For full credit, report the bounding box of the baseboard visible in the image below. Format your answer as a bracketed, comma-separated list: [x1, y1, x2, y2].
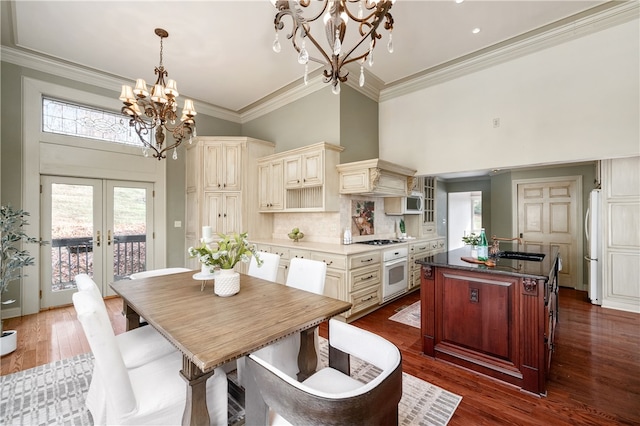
[1, 307, 21, 319]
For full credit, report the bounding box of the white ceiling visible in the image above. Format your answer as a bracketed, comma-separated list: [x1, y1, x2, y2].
[4, 0, 610, 113]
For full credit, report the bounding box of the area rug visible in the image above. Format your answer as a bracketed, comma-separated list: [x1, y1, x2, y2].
[1, 339, 461, 426]
[390, 300, 422, 329]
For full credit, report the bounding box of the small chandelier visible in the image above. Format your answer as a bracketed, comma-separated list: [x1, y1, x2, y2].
[271, 0, 395, 94]
[119, 28, 196, 160]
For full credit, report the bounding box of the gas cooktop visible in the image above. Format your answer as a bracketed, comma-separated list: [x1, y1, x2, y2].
[357, 239, 402, 246]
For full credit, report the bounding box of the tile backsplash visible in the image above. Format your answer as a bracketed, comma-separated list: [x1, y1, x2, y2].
[272, 196, 403, 244]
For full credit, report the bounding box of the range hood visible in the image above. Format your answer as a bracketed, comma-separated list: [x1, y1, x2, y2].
[336, 159, 417, 197]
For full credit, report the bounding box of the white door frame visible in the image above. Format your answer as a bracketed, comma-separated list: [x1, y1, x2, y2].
[22, 77, 167, 315]
[511, 175, 583, 289]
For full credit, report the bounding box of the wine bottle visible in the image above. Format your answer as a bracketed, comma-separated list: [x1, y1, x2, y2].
[478, 228, 489, 261]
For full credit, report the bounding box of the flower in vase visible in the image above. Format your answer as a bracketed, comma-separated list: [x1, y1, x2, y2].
[188, 232, 262, 271]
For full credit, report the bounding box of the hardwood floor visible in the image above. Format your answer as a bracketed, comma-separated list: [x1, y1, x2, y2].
[2, 288, 639, 425]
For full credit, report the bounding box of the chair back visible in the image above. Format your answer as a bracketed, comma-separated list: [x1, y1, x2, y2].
[129, 267, 190, 279]
[75, 274, 110, 320]
[72, 291, 136, 418]
[285, 258, 327, 295]
[247, 252, 280, 282]
[247, 319, 403, 425]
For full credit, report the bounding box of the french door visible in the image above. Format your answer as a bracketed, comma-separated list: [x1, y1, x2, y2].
[41, 176, 154, 308]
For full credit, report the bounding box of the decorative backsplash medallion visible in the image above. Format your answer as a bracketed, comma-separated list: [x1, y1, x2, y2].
[352, 200, 375, 235]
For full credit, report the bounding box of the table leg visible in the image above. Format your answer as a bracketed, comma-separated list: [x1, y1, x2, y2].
[297, 326, 318, 381]
[122, 302, 140, 331]
[180, 355, 214, 426]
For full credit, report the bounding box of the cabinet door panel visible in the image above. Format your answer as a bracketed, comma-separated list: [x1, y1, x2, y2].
[439, 271, 513, 360]
[223, 193, 241, 234]
[204, 193, 223, 234]
[284, 156, 302, 188]
[222, 144, 241, 191]
[302, 151, 323, 186]
[204, 144, 222, 191]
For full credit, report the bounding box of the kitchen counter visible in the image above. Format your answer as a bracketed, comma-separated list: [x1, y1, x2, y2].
[417, 244, 560, 396]
[415, 243, 559, 281]
[250, 238, 409, 255]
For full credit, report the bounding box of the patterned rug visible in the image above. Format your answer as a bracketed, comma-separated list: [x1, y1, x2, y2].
[1, 338, 460, 426]
[390, 300, 422, 328]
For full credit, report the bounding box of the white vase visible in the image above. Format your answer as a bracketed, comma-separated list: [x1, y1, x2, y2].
[470, 245, 479, 259]
[214, 269, 240, 297]
[0, 330, 17, 356]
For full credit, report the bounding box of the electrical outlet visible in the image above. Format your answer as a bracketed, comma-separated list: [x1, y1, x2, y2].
[174, 221, 182, 228]
[493, 118, 500, 128]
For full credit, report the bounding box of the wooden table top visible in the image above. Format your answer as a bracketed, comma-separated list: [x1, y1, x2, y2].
[110, 271, 352, 373]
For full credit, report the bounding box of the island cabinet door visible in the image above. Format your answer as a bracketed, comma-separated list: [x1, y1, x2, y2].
[433, 269, 523, 384]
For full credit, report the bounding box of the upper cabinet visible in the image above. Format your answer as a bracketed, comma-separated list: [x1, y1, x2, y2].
[258, 159, 284, 211]
[336, 159, 416, 197]
[258, 142, 344, 213]
[203, 143, 242, 191]
[284, 150, 323, 188]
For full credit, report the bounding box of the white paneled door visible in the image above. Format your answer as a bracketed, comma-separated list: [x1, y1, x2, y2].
[41, 176, 154, 308]
[516, 178, 582, 289]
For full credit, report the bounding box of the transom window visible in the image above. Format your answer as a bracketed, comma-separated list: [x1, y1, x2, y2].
[42, 97, 148, 146]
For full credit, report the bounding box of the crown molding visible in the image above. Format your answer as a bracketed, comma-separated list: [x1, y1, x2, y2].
[380, 1, 639, 103]
[0, 46, 243, 124]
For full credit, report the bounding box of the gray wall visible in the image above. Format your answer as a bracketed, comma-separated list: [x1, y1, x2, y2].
[241, 89, 340, 153]
[339, 86, 378, 163]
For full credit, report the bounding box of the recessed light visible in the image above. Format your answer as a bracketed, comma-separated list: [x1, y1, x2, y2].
[455, 0, 464, 3]
[472, 28, 481, 34]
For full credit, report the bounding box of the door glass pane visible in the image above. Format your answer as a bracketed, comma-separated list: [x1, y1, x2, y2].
[50, 183, 94, 291]
[112, 187, 147, 280]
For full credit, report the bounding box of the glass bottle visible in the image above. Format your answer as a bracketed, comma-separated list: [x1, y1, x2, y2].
[477, 228, 489, 261]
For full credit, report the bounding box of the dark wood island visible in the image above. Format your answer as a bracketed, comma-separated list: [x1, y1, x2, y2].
[417, 244, 560, 396]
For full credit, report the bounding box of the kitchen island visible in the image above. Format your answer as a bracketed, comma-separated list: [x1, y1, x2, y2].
[416, 244, 560, 396]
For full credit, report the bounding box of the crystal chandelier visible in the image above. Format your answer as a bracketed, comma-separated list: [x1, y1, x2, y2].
[271, 0, 395, 94]
[119, 28, 196, 160]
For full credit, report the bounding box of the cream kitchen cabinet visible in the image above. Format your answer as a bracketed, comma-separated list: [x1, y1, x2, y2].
[203, 192, 240, 236]
[186, 137, 275, 268]
[258, 159, 284, 211]
[258, 142, 343, 212]
[284, 149, 323, 188]
[203, 141, 242, 191]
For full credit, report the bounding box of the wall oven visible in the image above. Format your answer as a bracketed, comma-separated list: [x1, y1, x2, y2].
[381, 246, 408, 303]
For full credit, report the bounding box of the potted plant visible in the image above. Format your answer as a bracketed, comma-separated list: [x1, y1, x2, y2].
[1, 205, 46, 356]
[461, 232, 481, 259]
[188, 232, 262, 296]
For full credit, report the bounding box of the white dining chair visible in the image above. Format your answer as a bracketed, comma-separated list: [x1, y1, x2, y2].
[129, 267, 191, 279]
[251, 258, 327, 380]
[246, 319, 403, 425]
[74, 274, 177, 368]
[73, 291, 228, 426]
[247, 252, 281, 282]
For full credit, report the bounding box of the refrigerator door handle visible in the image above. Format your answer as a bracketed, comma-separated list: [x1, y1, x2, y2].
[585, 207, 590, 241]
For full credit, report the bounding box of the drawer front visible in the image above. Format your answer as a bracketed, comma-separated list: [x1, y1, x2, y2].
[349, 264, 381, 292]
[349, 251, 381, 269]
[310, 252, 347, 270]
[289, 248, 311, 259]
[410, 242, 430, 256]
[350, 286, 380, 315]
[269, 246, 290, 259]
[255, 244, 271, 254]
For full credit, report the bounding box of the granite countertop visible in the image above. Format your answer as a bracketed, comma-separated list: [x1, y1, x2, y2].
[250, 238, 410, 256]
[416, 243, 559, 281]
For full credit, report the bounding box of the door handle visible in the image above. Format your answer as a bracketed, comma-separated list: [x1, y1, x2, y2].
[107, 230, 112, 246]
[96, 231, 101, 247]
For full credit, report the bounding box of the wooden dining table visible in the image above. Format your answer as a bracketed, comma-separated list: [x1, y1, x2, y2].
[110, 270, 352, 426]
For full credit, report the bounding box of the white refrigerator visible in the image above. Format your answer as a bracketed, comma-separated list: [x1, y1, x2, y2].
[585, 189, 602, 305]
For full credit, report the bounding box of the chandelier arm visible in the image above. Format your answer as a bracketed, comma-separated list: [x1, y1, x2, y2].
[342, 0, 378, 23]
